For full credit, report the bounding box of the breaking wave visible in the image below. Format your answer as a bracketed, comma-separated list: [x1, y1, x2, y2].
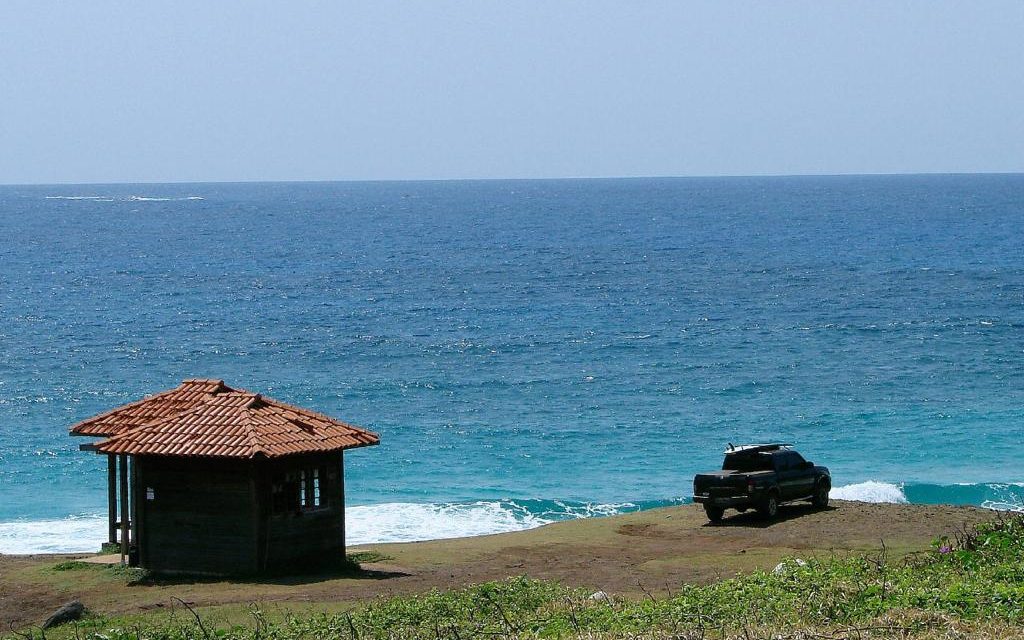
[831, 481, 909, 503]
[3, 486, 1023, 555]
[0, 514, 108, 554]
[831, 481, 1024, 512]
[0, 499, 680, 555]
[346, 499, 677, 545]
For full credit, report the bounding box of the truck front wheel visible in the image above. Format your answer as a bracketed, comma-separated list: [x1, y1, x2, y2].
[812, 483, 830, 508]
[704, 505, 724, 523]
[758, 493, 779, 520]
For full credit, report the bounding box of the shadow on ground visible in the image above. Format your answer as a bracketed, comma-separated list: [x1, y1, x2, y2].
[135, 564, 411, 587]
[704, 503, 838, 528]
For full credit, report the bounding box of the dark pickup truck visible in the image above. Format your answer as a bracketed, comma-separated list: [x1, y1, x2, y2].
[692, 444, 831, 522]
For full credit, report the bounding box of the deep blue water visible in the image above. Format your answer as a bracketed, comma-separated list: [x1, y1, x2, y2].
[1, 175, 1023, 551]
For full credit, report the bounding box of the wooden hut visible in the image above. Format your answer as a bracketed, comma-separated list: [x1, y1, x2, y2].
[70, 379, 379, 575]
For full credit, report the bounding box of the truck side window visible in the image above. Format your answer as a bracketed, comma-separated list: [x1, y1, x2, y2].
[775, 451, 802, 471]
[724, 452, 773, 472]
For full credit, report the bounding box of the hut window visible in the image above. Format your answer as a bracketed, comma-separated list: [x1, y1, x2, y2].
[301, 467, 323, 509]
[272, 466, 325, 514]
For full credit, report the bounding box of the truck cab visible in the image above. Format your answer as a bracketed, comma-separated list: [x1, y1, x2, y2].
[693, 444, 831, 522]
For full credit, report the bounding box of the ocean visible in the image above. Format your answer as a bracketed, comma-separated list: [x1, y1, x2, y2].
[1, 175, 1022, 554]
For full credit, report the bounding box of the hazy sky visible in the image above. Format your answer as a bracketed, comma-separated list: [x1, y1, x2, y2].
[2, 2, 1022, 184]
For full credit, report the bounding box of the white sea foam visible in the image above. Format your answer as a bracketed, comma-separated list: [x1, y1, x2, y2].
[44, 195, 204, 202]
[980, 484, 1024, 512]
[45, 196, 111, 200]
[982, 500, 1024, 512]
[831, 481, 908, 503]
[0, 501, 634, 554]
[126, 195, 206, 201]
[346, 501, 552, 545]
[0, 515, 107, 554]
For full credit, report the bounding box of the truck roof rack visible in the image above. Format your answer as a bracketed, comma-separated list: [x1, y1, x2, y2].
[724, 443, 793, 454]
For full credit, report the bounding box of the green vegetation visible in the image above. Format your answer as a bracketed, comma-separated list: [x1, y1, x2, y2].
[49, 561, 92, 572]
[105, 564, 151, 585]
[46, 560, 149, 584]
[15, 515, 1024, 639]
[347, 550, 394, 565]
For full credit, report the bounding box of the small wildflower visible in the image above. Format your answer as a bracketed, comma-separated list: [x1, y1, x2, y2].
[938, 545, 952, 554]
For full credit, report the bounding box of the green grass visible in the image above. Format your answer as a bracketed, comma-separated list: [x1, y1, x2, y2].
[347, 551, 394, 565]
[16, 515, 1024, 639]
[46, 559, 150, 584]
[49, 561, 92, 572]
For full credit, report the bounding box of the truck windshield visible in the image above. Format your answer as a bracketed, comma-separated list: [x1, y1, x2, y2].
[722, 452, 773, 472]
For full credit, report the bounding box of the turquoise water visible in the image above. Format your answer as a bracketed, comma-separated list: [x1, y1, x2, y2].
[1, 175, 1022, 552]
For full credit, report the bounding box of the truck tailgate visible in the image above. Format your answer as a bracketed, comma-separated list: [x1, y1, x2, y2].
[693, 471, 748, 495]
[693, 470, 773, 498]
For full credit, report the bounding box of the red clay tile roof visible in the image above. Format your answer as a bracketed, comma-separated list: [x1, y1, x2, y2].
[69, 379, 229, 437]
[72, 380, 379, 458]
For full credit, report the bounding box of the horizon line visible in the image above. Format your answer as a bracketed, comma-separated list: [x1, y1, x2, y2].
[2, 169, 1023, 188]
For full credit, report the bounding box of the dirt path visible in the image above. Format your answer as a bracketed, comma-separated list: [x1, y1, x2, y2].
[0, 501, 994, 628]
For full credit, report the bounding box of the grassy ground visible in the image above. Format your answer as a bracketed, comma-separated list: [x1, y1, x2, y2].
[0, 501, 1002, 638]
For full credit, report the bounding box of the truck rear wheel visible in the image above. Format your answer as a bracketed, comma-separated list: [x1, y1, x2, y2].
[758, 493, 779, 520]
[812, 483, 830, 508]
[703, 505, 724, 523]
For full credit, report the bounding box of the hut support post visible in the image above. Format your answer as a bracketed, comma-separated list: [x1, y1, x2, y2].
[119, 454, 129, 565]
[107, 455, 117, 545]
[130, 456, 139, 567]
[340, 453, 346, 560]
